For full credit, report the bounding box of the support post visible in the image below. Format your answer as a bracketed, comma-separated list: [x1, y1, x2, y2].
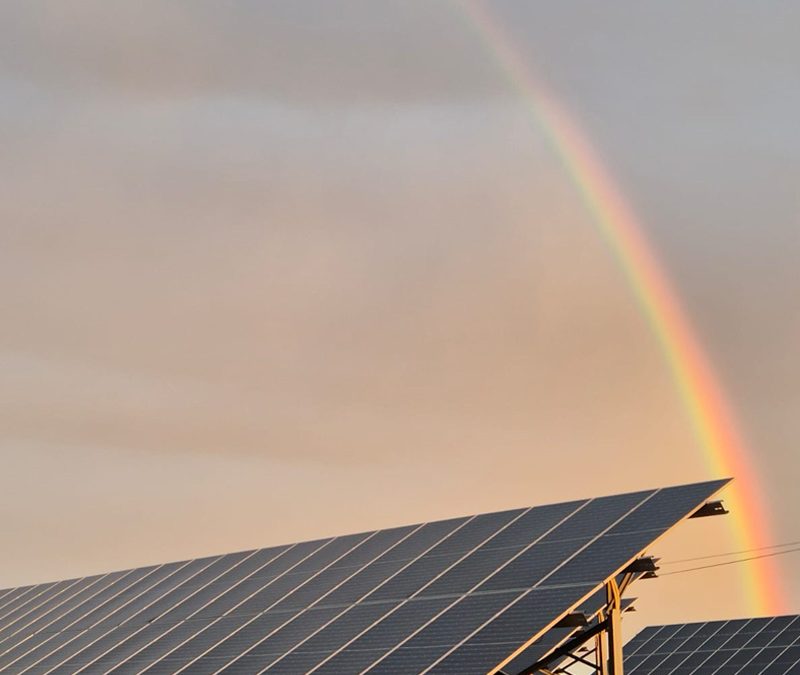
[517, 576, 631, 675]
[595, 609, 608, 675]
[606, 579, 624, 675]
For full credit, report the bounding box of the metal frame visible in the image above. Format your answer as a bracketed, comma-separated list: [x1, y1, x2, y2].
[512, 576, 634, 675]
[505, 497, 729, 675]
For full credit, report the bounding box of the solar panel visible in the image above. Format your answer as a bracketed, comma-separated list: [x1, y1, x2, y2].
[625, 615, 800, 675]
[0, 479, 727, 674]
[497, 593, 637, 675]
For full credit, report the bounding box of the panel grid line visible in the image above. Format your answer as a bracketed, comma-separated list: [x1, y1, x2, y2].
[239, 522, 428, 674]
[291, 514, 482, 675]
[483, 483, 733, 675]
[239, 511, 537, 675]
[420, 489, 662, 674]
[723, 616, 800, 675]
[43, 548, 265, 674]
[625, 624, 669, 659]
[0, 570, 143, 670]
[630, 620, 729, 675]
[722, 618, 783, 675]
[163, 532, 379, 675]
[0, 582, 75, 628]
[74, 543, 307, 675]
[0, 577, 97, 648]
[0, 585, 58, 622]
[0, 480, 730, 675]
[625, 615, 800, 675]
[86, 542, 312, 674]
[0, 578, 84, 633]
[701, 618, 760, 675]
[356, 502, 590, 674]
[12, 563, 186, 674]
[296, 516, 490, 675]
[27, 561, 209, 675]
[0, 587, 38, 616]
[628, 621, 719, 674]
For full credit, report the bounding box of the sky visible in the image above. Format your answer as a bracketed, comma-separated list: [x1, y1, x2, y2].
[0, 0, 798, 643]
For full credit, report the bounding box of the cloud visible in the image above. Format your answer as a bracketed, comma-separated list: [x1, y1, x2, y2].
[0, 0, 507, 105]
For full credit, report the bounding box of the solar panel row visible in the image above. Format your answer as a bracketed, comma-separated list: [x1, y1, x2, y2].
[625, 614, 800, 675]
[0, 479, 726, 675]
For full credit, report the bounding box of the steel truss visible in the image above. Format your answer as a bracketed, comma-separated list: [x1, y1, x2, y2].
[513, 574, 634, 675]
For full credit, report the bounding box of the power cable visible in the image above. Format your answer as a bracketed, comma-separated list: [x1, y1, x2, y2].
[661, 539, 800, 565]
[659, 545, 800, 576]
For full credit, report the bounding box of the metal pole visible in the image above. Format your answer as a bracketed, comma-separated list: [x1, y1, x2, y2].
[595, 609, 608, 675]
[606, 580, 624, 675]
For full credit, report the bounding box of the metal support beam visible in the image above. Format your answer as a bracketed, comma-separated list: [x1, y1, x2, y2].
[519, 620, 607, 675]
[518, 578, 627, 675]
[595, 609, 608, 675]
[606, 579, 624, 675]
[689, 500, 728, 518]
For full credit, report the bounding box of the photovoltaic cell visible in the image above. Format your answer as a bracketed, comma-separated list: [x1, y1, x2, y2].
[0, 479, 727, 674]
[501, 595, 637, 675]
[625, 615, 800, 675]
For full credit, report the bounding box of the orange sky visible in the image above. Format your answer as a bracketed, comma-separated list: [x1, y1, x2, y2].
[0, 0, 798, 641]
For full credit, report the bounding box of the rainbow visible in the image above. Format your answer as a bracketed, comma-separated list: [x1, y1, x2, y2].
[456, 0, 783, 615]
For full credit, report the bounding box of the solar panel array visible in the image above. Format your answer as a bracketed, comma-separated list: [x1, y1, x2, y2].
[625, 615, 800, 674]
[0, 479, 725, 675]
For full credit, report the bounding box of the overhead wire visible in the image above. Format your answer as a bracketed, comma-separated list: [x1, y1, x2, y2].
[661, 539, 800, 565]
[659, 545, 800, 576]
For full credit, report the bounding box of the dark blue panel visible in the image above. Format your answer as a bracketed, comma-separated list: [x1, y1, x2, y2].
[314, 597, 452, 674]
[625, 624, 668, 655]
[230, 607, 342, 660]
[0, 583, 57, 621]
[46, 623, 144, 674]
[673, 622, 724, 652]
[0, 586, 33, 611]
[747, 647, 793, 669]
[88, 560, 205, 631]
[367, 591, 519, 673]
[608, 479, 728, 535]
[321, 518, 468, 606]
[477, 502, 587, 550]
[547, 529, 665, 586]
[0, 577, 99, 647]
[48, 625, 170, 672]
[39, 560, 215, 671]
[475, 538, 590, 592]
[134, 612, 296, 675]
[428, 586, 592, 674]
[263, 601, 398, 673]
[214, 607, 346, 673]
[69, 561, 206, 632]
[328, 526, 418, 568]
[0, 630, 84, 673]
[0, 570, 136, 670]
[0, 576, 113, 656]
[150, 547, 290, 624]
[624, 615, 800, 675]
[367, 510, 524, 602]
[264, 528, 417, 614]
[417, 548, 524, 598]
[421, 502, 584, 598]
[542, 491, 653, 542]
[0, 579, 75, 636]
[191, 539, 331, 619]
[771, 623, 800, 646]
